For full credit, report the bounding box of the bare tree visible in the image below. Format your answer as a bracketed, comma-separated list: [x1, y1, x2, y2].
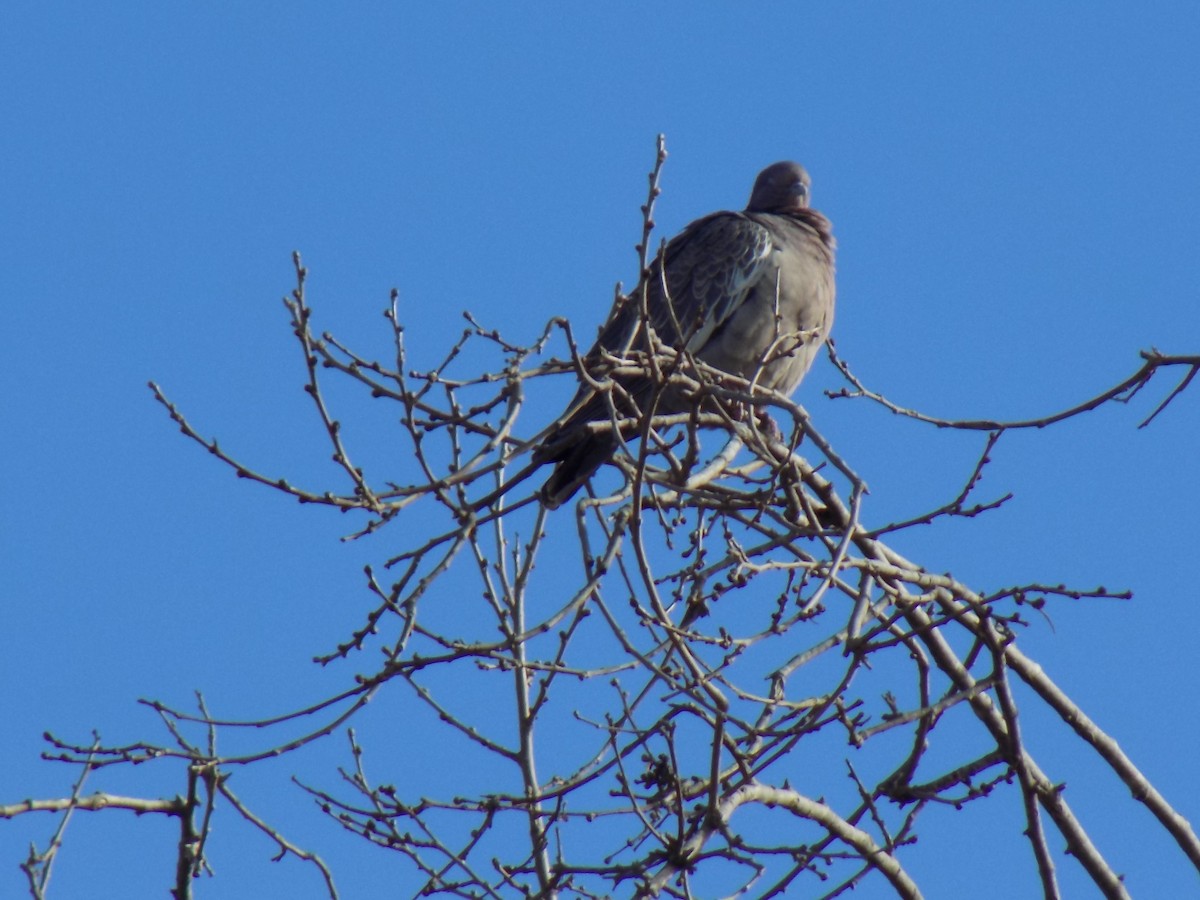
[4, 144, 1199, 900]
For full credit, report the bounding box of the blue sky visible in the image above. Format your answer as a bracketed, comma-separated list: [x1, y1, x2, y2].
[3, 4, 1199, 897]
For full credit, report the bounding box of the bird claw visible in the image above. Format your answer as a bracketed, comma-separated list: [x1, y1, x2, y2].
[754, 407, 786, 443]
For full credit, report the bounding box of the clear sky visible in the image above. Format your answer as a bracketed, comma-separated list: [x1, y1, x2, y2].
[3, 3, 1199, 897]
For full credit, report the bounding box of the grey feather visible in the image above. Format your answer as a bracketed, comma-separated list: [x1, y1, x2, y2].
[536, 161, 836, 509]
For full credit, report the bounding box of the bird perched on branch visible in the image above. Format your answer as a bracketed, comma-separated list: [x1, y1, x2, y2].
[534, 160, 837, 509]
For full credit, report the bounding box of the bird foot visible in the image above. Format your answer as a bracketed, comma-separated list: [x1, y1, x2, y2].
[753, 407, 789, 444]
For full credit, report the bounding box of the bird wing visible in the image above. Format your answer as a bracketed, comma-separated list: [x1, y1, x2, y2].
[652, 212, 776, 352]
[586, 212, 776, 360]
[540, 213, 776, 442]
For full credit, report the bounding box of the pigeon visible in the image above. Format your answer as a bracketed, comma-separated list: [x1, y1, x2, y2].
[535, 161, 836, 509]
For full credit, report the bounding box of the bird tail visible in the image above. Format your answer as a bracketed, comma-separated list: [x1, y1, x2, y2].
[538, 436, 616, 509]
[468, 456, 547, 513]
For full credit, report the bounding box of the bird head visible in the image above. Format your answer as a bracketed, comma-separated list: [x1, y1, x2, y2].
[747, 161, 811, 212]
